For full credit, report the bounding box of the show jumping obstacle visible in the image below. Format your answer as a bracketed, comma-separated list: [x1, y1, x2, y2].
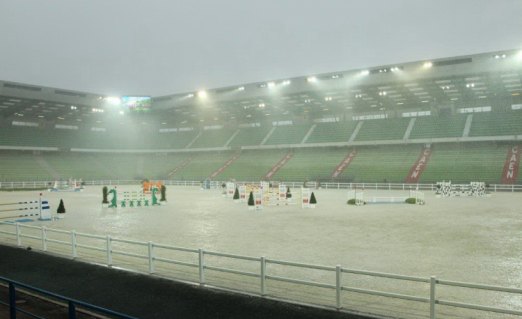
[233, 181, 312, 209]
[0, 194, 52, 221]
[49, 179, 82, 192]
[436, 181, 488, 197]
[348, 188, 425, 205]
[142, 181, 162, 195]
[107, 187, 160, 208]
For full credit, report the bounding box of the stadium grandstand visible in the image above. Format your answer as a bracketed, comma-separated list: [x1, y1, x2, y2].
[0, 49, 520, 184]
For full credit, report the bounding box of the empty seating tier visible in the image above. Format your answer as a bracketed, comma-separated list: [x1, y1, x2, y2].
[354, 119, 410, 141]
[306, 122, 357, 144]
[409, 115, 467, 139]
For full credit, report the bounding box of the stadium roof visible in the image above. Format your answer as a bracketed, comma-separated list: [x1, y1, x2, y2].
[0, 49, 521, 126]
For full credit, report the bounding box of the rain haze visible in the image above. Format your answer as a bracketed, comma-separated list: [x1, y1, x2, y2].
[1, 2, 522, 319]
[0, 0, 521, 96]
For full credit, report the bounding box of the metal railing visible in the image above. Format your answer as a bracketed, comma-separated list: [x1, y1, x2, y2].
[0, 275, 137, 319]
[0, 179, 520, 192]
[1, 221, 521, 319]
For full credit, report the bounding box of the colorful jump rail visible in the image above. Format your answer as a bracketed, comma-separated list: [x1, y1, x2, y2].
[0, 222, 521, 319]
[0, 195, 51, 222]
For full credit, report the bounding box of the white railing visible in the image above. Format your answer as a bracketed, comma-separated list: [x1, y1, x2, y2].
[1, 221, 521, 319]
[0, 180, 520, 192]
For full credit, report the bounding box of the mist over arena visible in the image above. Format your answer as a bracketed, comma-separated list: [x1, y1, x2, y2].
[0, 1, 521, 319]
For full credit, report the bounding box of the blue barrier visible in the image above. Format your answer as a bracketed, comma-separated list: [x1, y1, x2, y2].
[0, 276, 138, 319]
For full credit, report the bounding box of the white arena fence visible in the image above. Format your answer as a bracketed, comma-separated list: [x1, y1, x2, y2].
[0, 180, 521, 192]
[0, 221, 521, 319]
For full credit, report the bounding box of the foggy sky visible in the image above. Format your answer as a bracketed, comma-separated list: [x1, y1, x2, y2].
[0, 0, 521, 97]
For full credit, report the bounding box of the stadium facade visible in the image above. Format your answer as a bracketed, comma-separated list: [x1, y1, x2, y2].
[0, 49, 520, 184]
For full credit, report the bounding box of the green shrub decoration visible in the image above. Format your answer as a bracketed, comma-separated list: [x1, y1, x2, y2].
[286, 187, 292, 198]
[347, 199, 365, 205]
[102, 186, 109, 204]
[310, 192, 317, 204]
[160, 185, 167, 202]
[405, 198, 417, 204]
[233, 187, 240, 200]
[248, 191, 254, 206]
[57, 199, 66, 214]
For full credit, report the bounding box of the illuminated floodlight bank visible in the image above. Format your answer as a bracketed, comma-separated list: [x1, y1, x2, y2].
[360, 70, 369, 75]
[197, 91, 207, 98]
[307, 76, 317, 82]
[423, 62, 433, 68]
[106, 97, 121, 105]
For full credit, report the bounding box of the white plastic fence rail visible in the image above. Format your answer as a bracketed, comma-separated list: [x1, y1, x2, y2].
[1, 221, 521, 318]
[0, 180, 520, 192]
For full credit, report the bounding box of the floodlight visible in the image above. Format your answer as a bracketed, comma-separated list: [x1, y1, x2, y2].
[119, 111, 124, 115]
[238, 87, 245, 91]
[197, 91, 207, 98]
[307, 77, 317, 82]
[283, 80, 291, 85]
[188, 94, 194, 98]
[423, 62, 433, 68]
[268, 82, 275, 88]
[361, 70, 370, 75]
[106, 97, 121, 105]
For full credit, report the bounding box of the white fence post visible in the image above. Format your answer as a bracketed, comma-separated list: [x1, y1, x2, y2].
[260, 256, 267, 296]
[199, 248, 205, 284]
[42, 226, 47, 251]
[148, 242, 154, 274]
[430, 276, 436, 319]
[336, 265, 342, 310]
[71, 231, 77, 258]
[106, 235, 112, 266]
[16, 223, 21, 246]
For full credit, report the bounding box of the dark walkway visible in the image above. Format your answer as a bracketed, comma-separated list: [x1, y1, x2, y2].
[0, 245, 374, 319]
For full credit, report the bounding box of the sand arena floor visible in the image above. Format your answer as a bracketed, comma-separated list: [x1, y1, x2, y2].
[0, 186, 521, 319]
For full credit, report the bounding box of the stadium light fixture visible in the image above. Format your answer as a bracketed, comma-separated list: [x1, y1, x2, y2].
[106, 97, 121, 105]
[259, 103, 265, 108]
[119, 111, 124, 115]
[238, 87, 245, 91]
[188, 93, 194, 98]
[423, 62, 433, 68]
[197, 91, 207, 98]
[307, 76, 317, 82]
[360, 70, 370, 75]
[267, 82, 275, 88]
[466, 83, 475, 88]
[325, 97, 332, 101]
[282, 80, 291, 85]
[518, 51, 522, 59]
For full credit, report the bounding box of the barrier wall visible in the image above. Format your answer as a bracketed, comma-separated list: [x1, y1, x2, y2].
[1, 222, 520, 319]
